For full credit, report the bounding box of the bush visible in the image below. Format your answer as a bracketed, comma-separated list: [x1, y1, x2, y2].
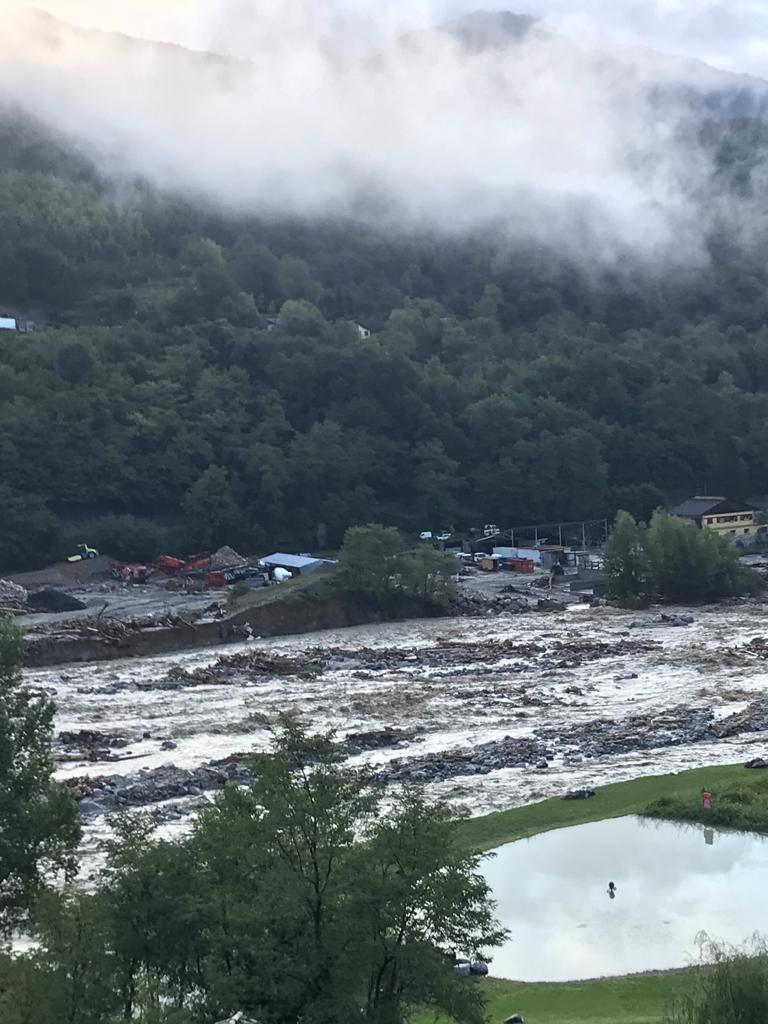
[671, 940, 768, 1024]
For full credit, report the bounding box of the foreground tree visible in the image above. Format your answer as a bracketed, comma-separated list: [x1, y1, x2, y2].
[0, 618, 80, 933]
[2, 720, 503, 1023]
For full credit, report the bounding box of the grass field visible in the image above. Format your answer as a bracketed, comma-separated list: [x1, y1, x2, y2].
[412, 972, 696, 1024]
[434, 762, 761, 1023]
[459, 762, 756, 851]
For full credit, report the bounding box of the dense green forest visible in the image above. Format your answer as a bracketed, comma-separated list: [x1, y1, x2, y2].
[2, 108, 768, 571]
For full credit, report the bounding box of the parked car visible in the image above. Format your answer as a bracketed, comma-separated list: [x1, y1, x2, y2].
[419, 531, 433, 541]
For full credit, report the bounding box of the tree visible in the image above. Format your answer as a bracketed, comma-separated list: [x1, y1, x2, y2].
[394, 547, 457, 605]
[646, 509, 756, 604]
[355, 789, 505, 1024]
[182, 465, 242, 549]
[0, 618, 80, 933]
[604, 510, 650, 602]
[191, 720, 503, 1024]
[604, 509, 760, 605]
[338, 524, 405, 594]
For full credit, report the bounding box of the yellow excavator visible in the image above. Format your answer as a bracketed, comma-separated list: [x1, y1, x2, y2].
[67, 543, 99, 563]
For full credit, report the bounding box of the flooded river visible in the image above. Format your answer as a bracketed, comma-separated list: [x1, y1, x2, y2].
[27, 601, 768, 862]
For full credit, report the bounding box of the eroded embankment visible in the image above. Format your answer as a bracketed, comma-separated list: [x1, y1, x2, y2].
[23, 588, 446, 667]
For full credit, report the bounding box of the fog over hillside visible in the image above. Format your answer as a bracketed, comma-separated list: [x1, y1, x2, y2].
[1, 4, 767, 263]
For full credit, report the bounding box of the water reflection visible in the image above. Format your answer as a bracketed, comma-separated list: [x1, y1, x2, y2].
[483, 815, 768, 981]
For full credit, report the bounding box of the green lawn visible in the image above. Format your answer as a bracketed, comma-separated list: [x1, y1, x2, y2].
[430, 763, 760, 1023]
[413, 972, 695, 1024]
[459, 762, 755, 851]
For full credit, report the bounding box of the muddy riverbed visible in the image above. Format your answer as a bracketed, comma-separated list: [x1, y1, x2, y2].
[27, 600, 768, 865]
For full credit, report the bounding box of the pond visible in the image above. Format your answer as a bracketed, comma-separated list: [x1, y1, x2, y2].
[483, 815, 768, 981]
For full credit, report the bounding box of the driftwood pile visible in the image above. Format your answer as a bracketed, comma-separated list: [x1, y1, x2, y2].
[28, 609, 201, 642]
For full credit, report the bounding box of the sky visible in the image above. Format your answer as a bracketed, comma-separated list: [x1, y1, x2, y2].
[5, 0, 768, 76]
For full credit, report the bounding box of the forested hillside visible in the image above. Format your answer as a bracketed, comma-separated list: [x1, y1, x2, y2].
[1, 107, 768, 571]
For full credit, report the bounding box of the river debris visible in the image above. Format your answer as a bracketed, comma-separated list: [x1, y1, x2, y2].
[744, 757, 768, 769]
[630, 612, 695, 628]
[162, 635, 661, 690]
[562, 789, 596, 800]
[372, 697, 768, 786]
[377, 735, 551, 783]
[0, 578, 28, 614]
[342, 726, 425, 755]
[67, 758, 255, 819]
[57, 729, 133, 762]
[27, 609, 202, 642]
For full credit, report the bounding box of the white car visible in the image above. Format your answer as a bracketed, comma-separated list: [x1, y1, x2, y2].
[419, 531, 433, 541]
[436, 531, 452, 542]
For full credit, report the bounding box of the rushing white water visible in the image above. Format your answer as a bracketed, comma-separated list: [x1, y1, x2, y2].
[30, 601, 768, 864]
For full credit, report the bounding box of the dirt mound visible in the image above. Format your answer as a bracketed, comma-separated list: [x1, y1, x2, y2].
[9, 554, 116, 588]
[210, 545, 247, 570]
[27, 589, 87, 612]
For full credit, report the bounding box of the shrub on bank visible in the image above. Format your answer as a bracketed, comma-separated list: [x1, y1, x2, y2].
[645, 774, 768, 834]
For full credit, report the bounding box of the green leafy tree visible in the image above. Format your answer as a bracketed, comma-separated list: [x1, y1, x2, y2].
[604, 510, 650, 602]
[338, 524, 405, 594]
[182, 465, 242, 549]
[355, 789, 505, 1024]
[394, 547, 457, 605]
[0, 619, 80, 933]
[646, 509, 755, 603]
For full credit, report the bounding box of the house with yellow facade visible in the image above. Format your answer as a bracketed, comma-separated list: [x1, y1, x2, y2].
[670, 496, 764, 540]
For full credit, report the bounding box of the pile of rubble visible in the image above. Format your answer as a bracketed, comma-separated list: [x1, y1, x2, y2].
[210, 545, 248, 570]
[452, 588, 531, 615]
[0, 578, 28, 614]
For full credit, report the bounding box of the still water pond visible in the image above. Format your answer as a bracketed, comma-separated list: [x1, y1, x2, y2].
[483, 815, 768, 981]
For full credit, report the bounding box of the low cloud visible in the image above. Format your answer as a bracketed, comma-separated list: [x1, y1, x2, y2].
[0, 4, 765, 264]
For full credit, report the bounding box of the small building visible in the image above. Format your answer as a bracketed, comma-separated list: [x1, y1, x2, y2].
[670, 496, 763, 539]
[0, 316, 35, 332]
[260, 552, 329, 575]
[353, 322, 371, 339]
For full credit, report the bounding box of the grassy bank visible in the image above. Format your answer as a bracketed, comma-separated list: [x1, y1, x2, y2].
[437, 763, 762, 1023]
[459, 762, 756, 852]
[645, 769, 768, 835]
[413, 972, 695, 1024]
